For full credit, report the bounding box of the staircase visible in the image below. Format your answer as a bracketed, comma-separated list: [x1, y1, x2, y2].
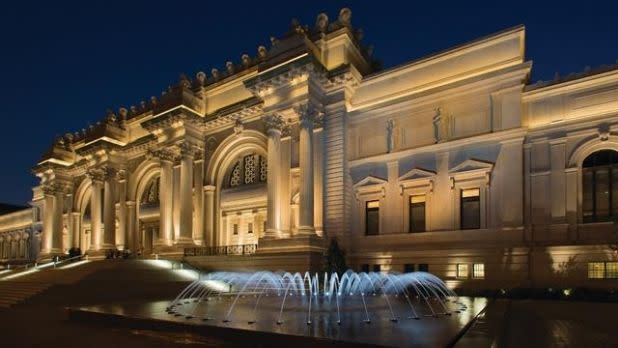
[0, 259, 196, 309]
[0, 281, 50, 308]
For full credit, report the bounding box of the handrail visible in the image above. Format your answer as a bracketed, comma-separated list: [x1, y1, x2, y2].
[4, 254, 87, 272]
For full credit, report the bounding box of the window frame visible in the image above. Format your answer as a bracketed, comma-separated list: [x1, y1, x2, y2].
[581, 150, 618, 223]
[365, 200, 380, 236]
[460, 188, 481, 230]
[456, 263, 469, 279]
[472, 263, 485, 279]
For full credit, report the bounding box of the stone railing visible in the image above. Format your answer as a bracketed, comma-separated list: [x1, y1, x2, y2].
[184, 244, 257, 257]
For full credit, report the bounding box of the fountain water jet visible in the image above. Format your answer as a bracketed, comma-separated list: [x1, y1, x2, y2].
[168, 270, 464, 326]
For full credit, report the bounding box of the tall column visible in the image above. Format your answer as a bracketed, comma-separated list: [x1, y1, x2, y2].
[280, 136, 291, 236]
[53, 188, 65, 253]
[156, 150, 174, 246]
[204, 185, 216, 247]
[102, 168, 116, 249]
[41, 187, 56, 255]
[313, 122, 324, 236]
[297, 105, 315, 235]
[172, 163, 181, 240]
[71, 212, 80, 249]
[89, 170, 104, 251]
[193, 152, 205, 245]
[116, 170, 127, 250]
[263, 114, 284, 238]
[176, 142, 195, 246]
[65, 193, 74, 251]
[126, 201, 136, 252]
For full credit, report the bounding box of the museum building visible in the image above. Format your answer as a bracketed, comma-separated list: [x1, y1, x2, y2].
[1, 8, 617, 289]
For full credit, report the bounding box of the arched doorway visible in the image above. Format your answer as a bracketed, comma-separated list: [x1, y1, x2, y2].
[582, 150, 618, 223]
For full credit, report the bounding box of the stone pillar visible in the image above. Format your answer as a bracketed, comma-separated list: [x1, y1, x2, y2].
[176, 142, 195, 246]
[157, 150, 174, 246]
[193, 152, 205, 245]
[116, 170, 127, 250]
[65, 193, 74, 251]
[102, 169, 116, 249]
[172, 163, 181, 240]
[280, 136, 291, 236]
[71, 212, 80, 249]
[263, 114, 284, 238]
[313, 123, 324, 236]
[126, 201, 136, 252]
[297, 105, 315, 235]
[204, 185, 216, 247]
[41, 188, 56, 255]
[89, 171, 104, 251]
[52, 188, 65, 253]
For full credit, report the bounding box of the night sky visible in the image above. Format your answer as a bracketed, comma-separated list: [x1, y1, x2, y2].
[0, 0, 616, 205]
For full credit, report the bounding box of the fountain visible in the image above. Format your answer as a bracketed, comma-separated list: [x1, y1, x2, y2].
[167, 270, 468, 326]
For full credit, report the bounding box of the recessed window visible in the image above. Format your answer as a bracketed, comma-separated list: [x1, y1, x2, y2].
[372, 264, 381, 273]
[473, 263, 485, 279]
[361, 264, 370, 273]
[418, 263, 429, 272]
[588, 262, 605, 279]
[582, 150, 618, 223]
[365, 200, 380, 235]
[409, 195, 426, 233]
[247, 223, 253, 234]
[461, 188, 480, 230]
[606, 262, 618, 279]
[457, 264, 469, 279]
[233, 224, 239, 235]
[404, 264, 415, 273]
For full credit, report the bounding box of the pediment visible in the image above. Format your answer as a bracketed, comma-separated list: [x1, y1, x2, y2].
[353, 175, 388, 189]
[449, 159, 494, 174]
[398, 168, 436, 182]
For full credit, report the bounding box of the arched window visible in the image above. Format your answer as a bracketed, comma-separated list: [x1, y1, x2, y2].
[227, 154, 267, 188]
[582, 150, 618, 223]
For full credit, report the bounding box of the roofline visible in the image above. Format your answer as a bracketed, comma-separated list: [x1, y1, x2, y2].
[363, 24, 526, 82]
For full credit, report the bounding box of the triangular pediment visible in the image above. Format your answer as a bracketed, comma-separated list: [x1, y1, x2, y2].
[449, 159, 494, 174]
[398, 168, 436, 182]
[353, 175, 388, 188]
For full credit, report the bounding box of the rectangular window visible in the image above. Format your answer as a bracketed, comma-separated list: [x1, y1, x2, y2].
[418, 263, 429, 272]
[361, 264, 370, 273]
[588, 262, 605, 279]
[457, 264, 469, 279]
[247, 223, 253, 234]
[605, 262, 618, 279]
[409, 195, 426, 233]
[461, 188, 481, 230]
[473, 263, 485, 279]
[233, 224, 239, 235]
[372, 264, 381, 273]
[365, 200, 380, 235]
[404, 264, 415, 273]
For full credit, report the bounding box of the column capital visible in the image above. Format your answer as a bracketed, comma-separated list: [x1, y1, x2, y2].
[262, 113, 285, 134]
[294, 102, 321, 129]
[87, 168, 108, 184]
[204, 185, 216, 193]
[178, 141, 199, 158]
[148, 148, 177, 163]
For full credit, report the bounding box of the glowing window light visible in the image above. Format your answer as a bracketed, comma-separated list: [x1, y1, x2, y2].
[456, 264, 469, 279]
[588, 262, 605, 279]
[473, 263, 485, 279]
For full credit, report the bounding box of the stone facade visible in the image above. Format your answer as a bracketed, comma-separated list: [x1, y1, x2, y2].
[3, 9, 618, 289]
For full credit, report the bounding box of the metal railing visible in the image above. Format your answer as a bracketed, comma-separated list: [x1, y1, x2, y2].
[184, 243, 257, 257]
[1, 254, 87, 273]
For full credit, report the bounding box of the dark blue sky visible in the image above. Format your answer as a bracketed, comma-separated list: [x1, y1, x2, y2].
[0, 0, 616, 205]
